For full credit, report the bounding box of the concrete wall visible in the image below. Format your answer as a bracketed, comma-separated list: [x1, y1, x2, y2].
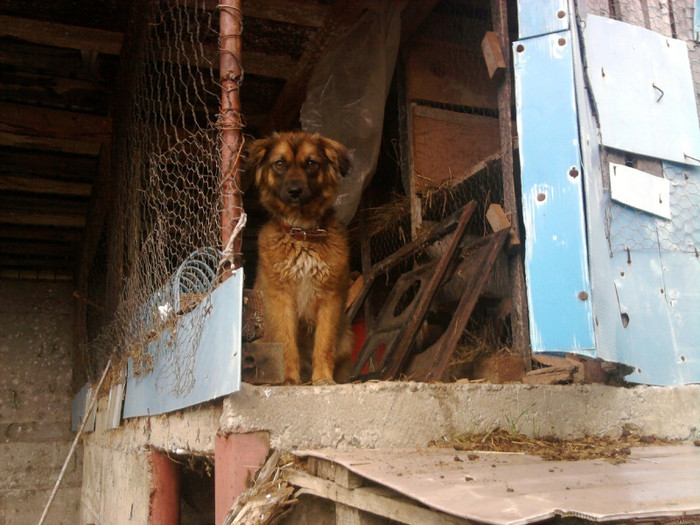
[0, 279, 80, 524]
[80, 398, 221, 524]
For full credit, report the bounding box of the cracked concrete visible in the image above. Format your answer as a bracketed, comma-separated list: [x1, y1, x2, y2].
[220, 381, 700, 450]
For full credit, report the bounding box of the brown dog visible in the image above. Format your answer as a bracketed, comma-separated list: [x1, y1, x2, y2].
[247, 131, 354, 385]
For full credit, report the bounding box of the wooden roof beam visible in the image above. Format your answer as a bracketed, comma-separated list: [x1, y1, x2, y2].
[0, 15, 123, 55]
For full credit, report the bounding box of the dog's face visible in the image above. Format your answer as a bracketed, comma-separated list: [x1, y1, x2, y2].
[247, 131, 350, 221]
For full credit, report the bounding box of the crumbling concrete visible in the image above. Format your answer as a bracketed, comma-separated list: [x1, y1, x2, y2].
[220, 382, 700, 450]
[78, 379, 700, 524]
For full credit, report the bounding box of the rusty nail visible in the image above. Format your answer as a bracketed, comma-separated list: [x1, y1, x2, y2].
[626, 247, 632, 264]
[558, 37, 566, 46]
[569, 167, 579, 178]
[578, 291, 589, 301]
[537, 193, 546, 202]
[516, 44, 525, 53]
[557, 10, 566, 18]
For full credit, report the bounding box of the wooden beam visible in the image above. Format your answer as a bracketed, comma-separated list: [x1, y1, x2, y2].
[0, 240, 75, 258]
[286, 469, 468, 525]
[0, 175, 92, 197]
[0, 131, 102, 156]
[0, 210, 86, 228]
[0, 102, 112, 143]
[174, 0, 329, 27]
[0, 14, 293, 79]
[0, 225, 82, 243]
[491, 0, 531, 366]
[0, 15, 123, 55]
[242, 0, 328, 27]
[0, 148, 97, 181]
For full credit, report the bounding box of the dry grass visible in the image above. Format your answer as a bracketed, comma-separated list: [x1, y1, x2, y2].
[431, 428, 678, 463]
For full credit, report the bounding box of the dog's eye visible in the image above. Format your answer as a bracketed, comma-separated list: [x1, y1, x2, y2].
[272, 160, 286, 172]
[305, 159, 318, 171]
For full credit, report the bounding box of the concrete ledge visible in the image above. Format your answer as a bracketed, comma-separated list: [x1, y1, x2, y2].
[220, 382, 700, 450]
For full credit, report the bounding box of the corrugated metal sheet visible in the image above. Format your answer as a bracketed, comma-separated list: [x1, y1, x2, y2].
[513, 29, 595, 355]
[123, 269, 243, 418]
[297, 446, 700, 525]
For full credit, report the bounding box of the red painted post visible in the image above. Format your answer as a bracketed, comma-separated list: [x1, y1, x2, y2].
[215, 432, 270, 525]
[149, 449, 180, 525]
[219, 0, 244, 274]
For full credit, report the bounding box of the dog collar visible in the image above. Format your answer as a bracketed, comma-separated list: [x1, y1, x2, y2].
[279, 220, 329, 241]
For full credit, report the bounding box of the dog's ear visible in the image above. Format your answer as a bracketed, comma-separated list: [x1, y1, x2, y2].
[244, 135, 276, 185]
[320, 137, 351, 178]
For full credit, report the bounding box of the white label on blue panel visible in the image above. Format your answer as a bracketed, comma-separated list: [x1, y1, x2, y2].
[609, 162, 671, 219]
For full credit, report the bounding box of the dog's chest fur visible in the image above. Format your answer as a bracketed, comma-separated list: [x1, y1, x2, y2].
[274, 243, 330, 316]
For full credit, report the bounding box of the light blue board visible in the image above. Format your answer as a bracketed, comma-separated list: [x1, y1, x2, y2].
[584, 15, 700, 166]
[513, 30, 595, 355]
[611, 249, 700, 385]
[517, 0, 570, 39]
[123, 269, 243, 418]
[573, 2, 700, 385]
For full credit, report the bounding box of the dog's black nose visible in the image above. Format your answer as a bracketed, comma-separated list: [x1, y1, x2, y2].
[287, 185, 303, 199]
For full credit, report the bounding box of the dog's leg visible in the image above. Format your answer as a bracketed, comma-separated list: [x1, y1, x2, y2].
[311, 296, 344, 384]
[264, 292, 301, 384]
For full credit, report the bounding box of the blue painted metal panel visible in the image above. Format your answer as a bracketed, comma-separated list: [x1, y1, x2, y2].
[123, 269, 243, 418]
[584, 15, 700, 166]
[513, 30, 595, 355]
[611, 249, 700, 385]
[517, 0, 570, 39]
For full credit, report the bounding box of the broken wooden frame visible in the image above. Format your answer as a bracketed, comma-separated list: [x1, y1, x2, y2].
[349, 201, 508, 381]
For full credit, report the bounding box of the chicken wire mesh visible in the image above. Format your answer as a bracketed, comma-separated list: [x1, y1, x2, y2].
[84, 0, 243, 385]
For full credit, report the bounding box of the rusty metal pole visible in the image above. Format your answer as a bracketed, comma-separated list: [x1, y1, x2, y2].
[219, 0, 244, 274]
[491, 0, 531, 367]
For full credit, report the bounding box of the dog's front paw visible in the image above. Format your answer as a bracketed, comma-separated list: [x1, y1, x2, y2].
[282, 378, 300, 386]
[312, 378, 336, 386]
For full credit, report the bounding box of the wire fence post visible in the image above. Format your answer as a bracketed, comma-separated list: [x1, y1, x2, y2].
[218, 0, 244, 275]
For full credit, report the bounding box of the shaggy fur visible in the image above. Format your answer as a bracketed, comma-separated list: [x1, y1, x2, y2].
[247, 131, 354, 384]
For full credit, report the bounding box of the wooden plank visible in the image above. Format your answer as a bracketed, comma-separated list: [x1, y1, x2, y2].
[0, 225, 82, 243]
[523, 366, 575, 385]
[0, 15, 123, 55]
[174, 0, 329, 27]
[285, 469, 470, 525]
[0, 148, 97, 181]
[486, 203, 521, 254]
[307, 457, 363, 489]
[405, 41, 498, 109]
[408, 228, 509, 382]
[347, 206, 464, 324]
[0, 175, 92, 197]
[492, 0, 530, 364]
[481, 31, 506, 79]
[0, 131, 101, 155]
[381, 202, 477, 379]
[0, 102, 111, 143]
[412, 105, 500, 192]
[0, 210, 85, 228]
